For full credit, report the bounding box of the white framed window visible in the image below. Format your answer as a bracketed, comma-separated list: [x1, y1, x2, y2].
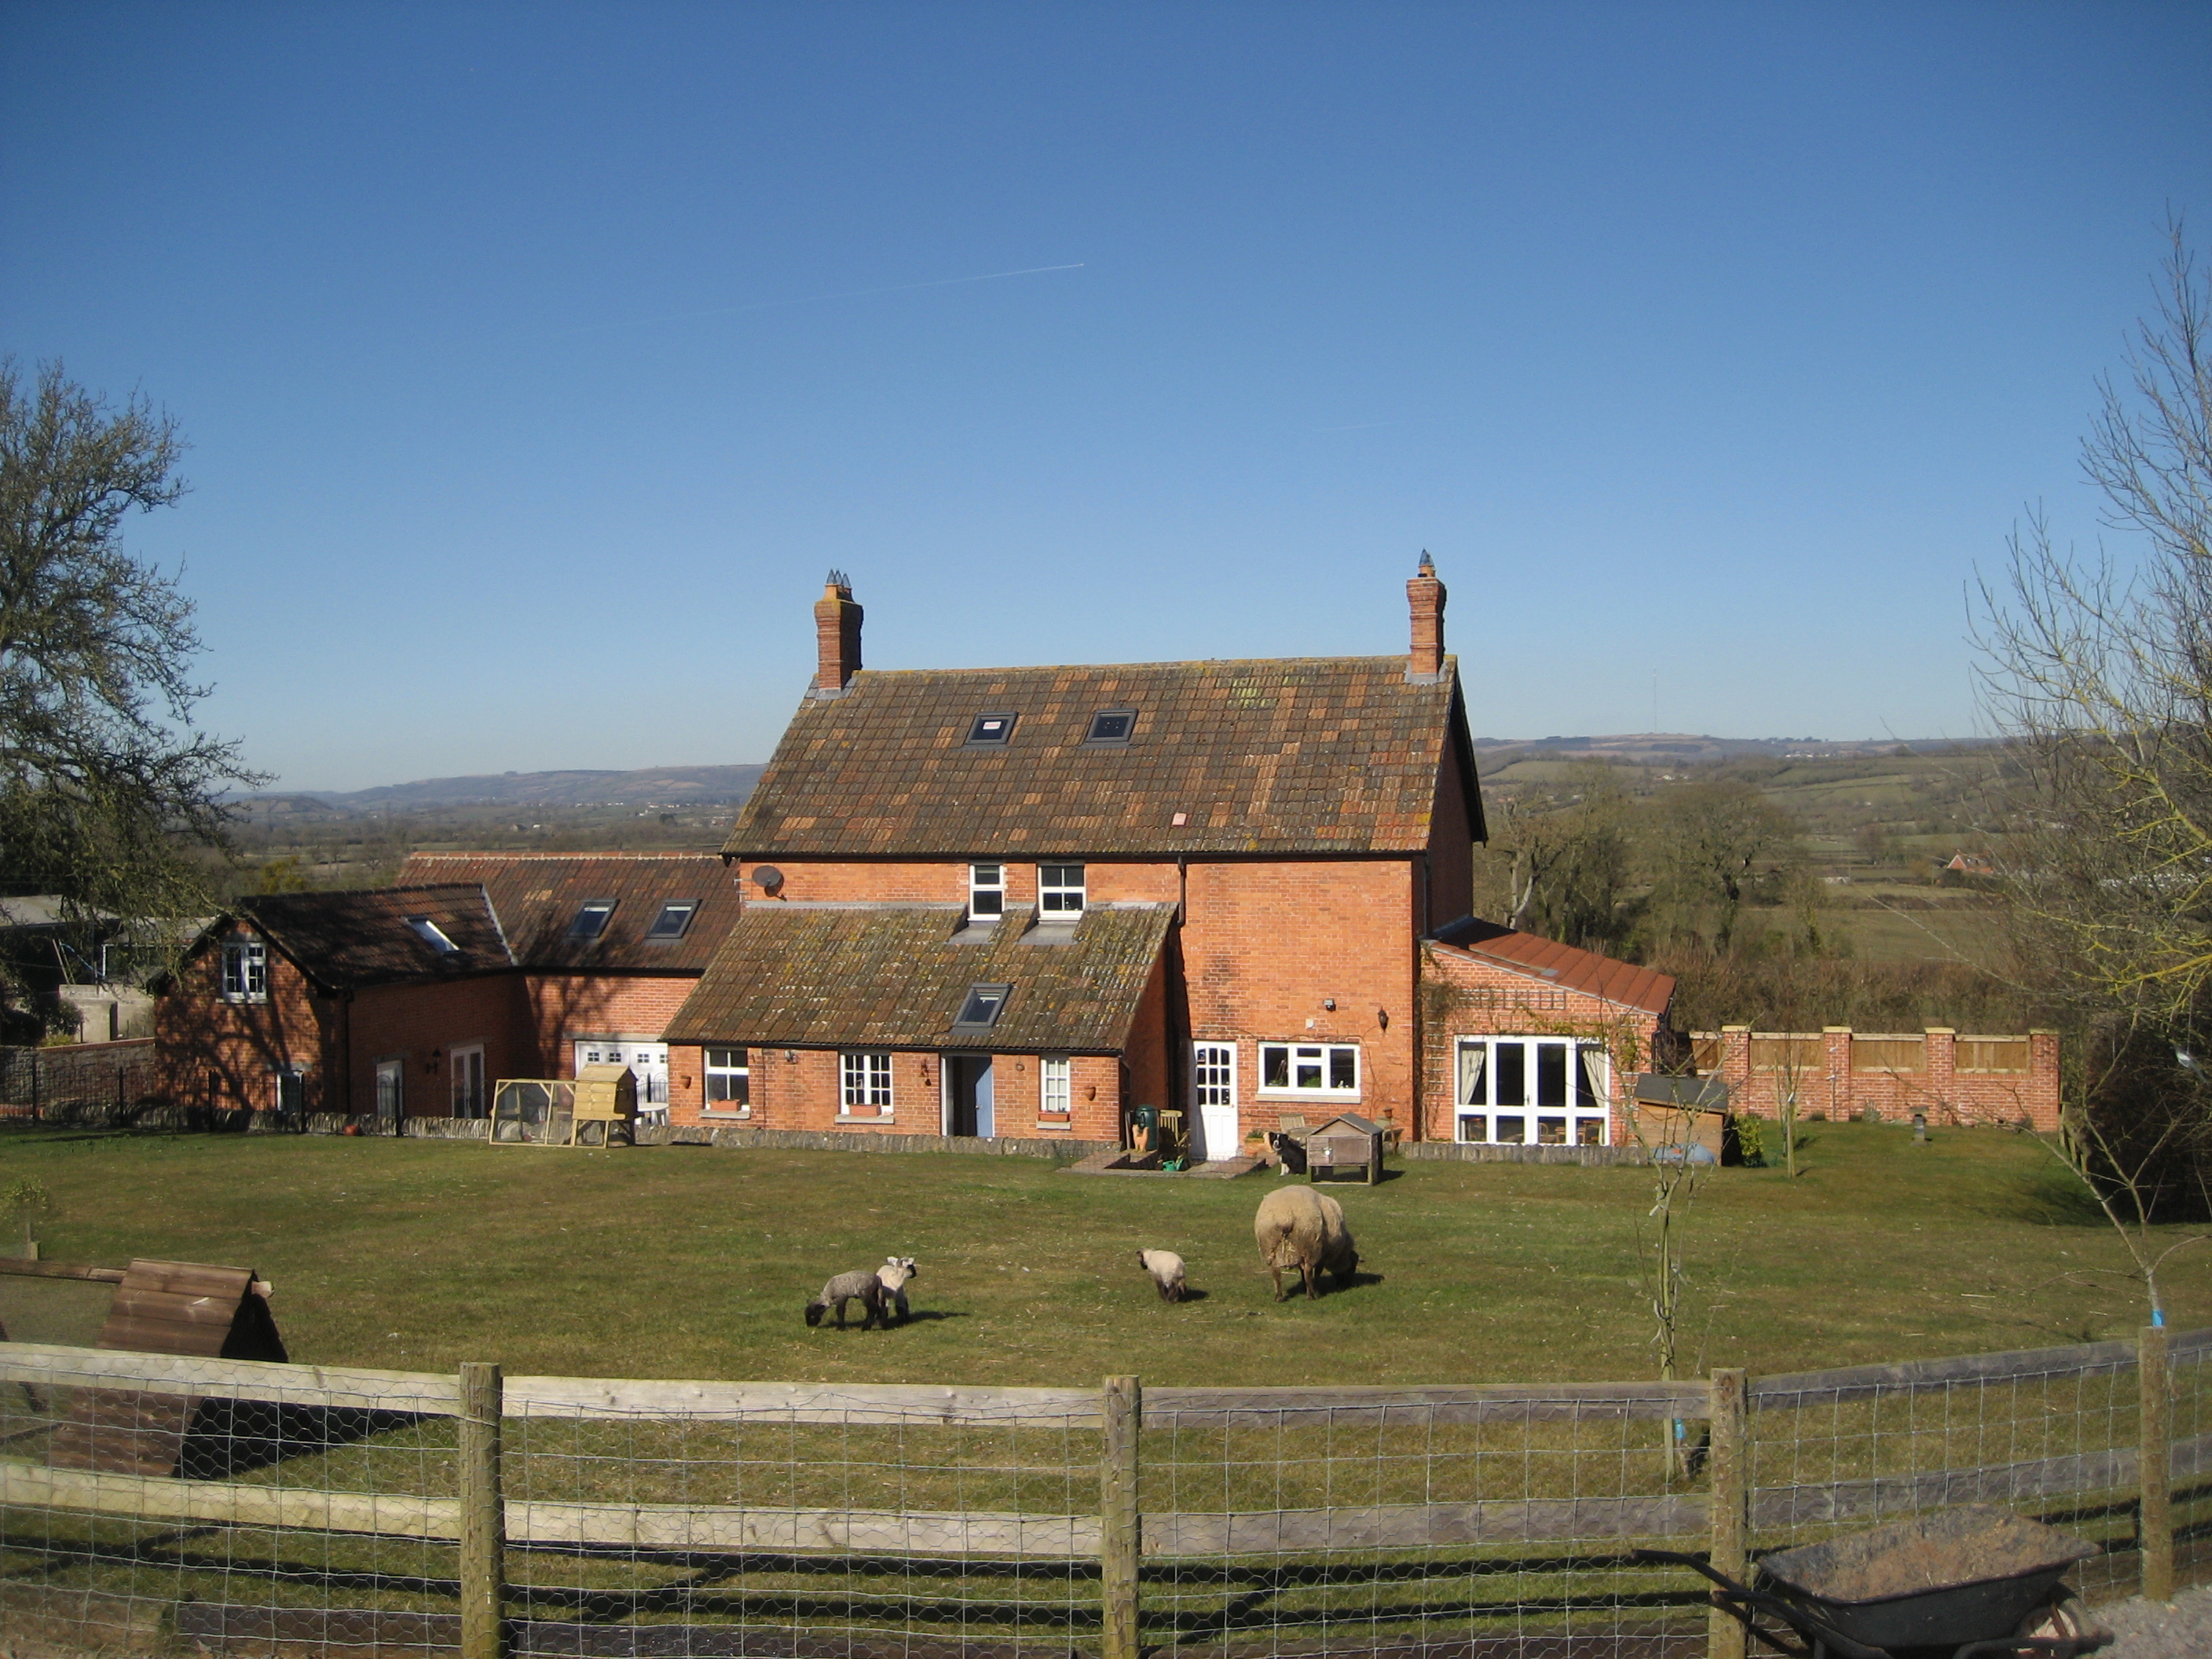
[450, 1044, 486, 1118]
[1258, 1042, 1360, 1097]
[705, 1047, 751, 1115]
[1040, 1055, 1071, 1115]
[221, 938, 267, 1003]
[1038, 863, 1086, 917]
[969, 863, 1005, 921]
[1456, 1037, 1610, 1147]
[842, 1050, 893, 1115]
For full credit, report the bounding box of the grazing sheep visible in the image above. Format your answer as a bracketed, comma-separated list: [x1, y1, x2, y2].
[1253, 1185, 1359, 1302]
[804, 1268, 891, 1329]
[1137, 1249, 1188, 1302]
[877, 1256, 918, 1323]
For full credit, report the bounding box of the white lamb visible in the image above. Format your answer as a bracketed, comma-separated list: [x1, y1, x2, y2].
[876, 1256, 918, 1324]
[1137, 1249, 1188, 1302]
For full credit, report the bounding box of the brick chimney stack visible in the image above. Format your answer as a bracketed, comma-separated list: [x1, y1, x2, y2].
[1406, 551, 1446, 682]
[814, 570, 862, 697]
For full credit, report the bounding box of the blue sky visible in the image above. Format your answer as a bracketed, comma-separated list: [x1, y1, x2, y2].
[4, 3, 2208, 791]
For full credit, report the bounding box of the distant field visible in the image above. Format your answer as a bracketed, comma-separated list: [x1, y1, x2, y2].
[2, 1122, 2201, 1387]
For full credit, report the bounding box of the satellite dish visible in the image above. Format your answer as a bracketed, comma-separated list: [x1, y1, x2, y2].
[753, 866, 785, 892]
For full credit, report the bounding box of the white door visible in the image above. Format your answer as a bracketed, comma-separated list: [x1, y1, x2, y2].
[1192, 1044, 1237, 1162]
[450, 1045, 486, 1119]
[576, 1040, 670, 1122]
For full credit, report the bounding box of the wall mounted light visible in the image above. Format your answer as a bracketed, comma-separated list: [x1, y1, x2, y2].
[1322, 998, 1336, 1012]
[1377, 1009, 1390, 1030]
[784, 1050, 797, 1064]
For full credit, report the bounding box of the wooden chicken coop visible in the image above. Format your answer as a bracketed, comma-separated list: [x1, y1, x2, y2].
[1306, 1111, 1386, 1185]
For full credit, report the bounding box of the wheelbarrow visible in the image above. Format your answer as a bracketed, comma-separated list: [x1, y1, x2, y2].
[1635, 1503, 2108, 1658]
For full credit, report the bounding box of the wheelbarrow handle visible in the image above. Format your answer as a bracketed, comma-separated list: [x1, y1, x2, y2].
[1631, 1550, 1893, 1659]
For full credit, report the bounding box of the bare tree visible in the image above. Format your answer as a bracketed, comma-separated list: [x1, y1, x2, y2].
[1474, 760, 1635, 948]
[1639, 780, 1803, 953]
[1976, 220, 2212, 1303]
[0, 359, 262, 1010]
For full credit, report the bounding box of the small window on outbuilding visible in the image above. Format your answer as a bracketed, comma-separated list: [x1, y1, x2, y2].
[569, 901, 616, 939]
[954, 983, 1012, 1031]
[407, 916, 460, 954]
[646, 901, 698, 940]
[1083, 709, 1137, 745]
[965, 712, 1017, 746]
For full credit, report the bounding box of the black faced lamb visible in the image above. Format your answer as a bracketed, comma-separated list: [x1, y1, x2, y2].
[804, 1268, 891, 1329]
[1137, 1249, 1188, 1302]
[877, 1256, 917, 1323]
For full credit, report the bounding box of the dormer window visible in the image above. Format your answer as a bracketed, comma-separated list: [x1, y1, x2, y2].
[954, 983, 1011, 1031]
[407, 916, 459, 954]
[965, 712, 1016, 747]
[1083, 709, 1136, 745]
[969, 863, 1005, 922]
[1038, 863, 1085, 918]
[569, 900, 615, 939]
[646, 901, 698, 940]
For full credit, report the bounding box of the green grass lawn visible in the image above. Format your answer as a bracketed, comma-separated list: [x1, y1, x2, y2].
[2, 1121, 2205, 1386]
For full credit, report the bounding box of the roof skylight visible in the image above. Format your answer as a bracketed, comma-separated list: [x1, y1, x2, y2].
[407, 916, 460, 954]
[1083, 709, 1137, 745]
[646, 900, 698, 940]
[569, 900, 616, 939]
[952, 983, 1012, 1030]
[965, 712, 1016, 746]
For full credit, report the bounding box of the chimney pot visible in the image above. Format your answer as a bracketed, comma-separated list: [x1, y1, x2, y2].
[1407, 551, 1446, 681]
[814, 571, 862, 696]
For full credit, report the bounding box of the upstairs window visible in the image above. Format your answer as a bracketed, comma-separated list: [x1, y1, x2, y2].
[1084, 709, 1137, 745]
[969, 863, 1005, 921]
[965, 712, 1017, 747]
[646, 901, 698, 940]
[954, 983, 1011, 1031]
[221, 938, 267, 1003]
[569, 900, 615, 939]
[1258, 1042, 1359, 1097]
[407, 916, 459, 954]
[1038, 863, 1086, 917]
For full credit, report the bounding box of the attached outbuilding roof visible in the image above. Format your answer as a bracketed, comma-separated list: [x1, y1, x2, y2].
[665, 903, 1175, 1053]
[727, 656, 1483, 859]
[217, 884, 513, 992]
[397, 853, 741, 972]
[1428, 917, 1676, 1016]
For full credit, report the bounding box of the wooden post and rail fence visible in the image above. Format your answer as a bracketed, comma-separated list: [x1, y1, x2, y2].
[0, 1331, 2205, 1658]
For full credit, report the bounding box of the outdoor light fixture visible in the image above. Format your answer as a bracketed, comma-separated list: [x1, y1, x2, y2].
[1322, 998, 1336, 1011]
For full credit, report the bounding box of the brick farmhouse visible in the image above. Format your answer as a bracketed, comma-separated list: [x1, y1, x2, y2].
[657, 562, 1680, 1152]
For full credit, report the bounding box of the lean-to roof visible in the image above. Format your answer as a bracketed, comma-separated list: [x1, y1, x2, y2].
[1429, 917, 1675, 1016]
[665, 903, 1174, 1053]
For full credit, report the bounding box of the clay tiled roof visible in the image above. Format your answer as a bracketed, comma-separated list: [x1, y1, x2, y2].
[232, 885, 512, 992]
[1429, 918, 1676, 1016]
[665, 903, 1174, 1053]
[729, 657, 1481, 859]
[398, 853, 741, 972]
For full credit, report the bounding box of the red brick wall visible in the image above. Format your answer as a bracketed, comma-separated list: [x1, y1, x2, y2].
[1418, 942, 1668, 1144]
[1700, 1026, 2061, 1130]
[155, 922, 340, 1111]
[522, 974, 699, 1077]
[670, 1043, 1120, 1139]
[1179, 859, 1419, 1141]
[1426, 740, 1476, 929]
[346, 974, 531, 1119]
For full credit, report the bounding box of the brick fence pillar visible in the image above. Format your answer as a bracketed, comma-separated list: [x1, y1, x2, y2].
[2028, 1029, 2062, 1130]
[1823, 1027, 1852, 1119]
[1719, 1026, 1751, 1116]
[1925, 1027, 1956, 1125]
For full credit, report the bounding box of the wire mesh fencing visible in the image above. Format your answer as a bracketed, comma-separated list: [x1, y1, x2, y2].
[0, 1332, 2207, 1659]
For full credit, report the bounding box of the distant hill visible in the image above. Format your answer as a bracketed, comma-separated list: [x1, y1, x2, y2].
[248, 764, 767, 814]
[1469, 733, 1996, 765]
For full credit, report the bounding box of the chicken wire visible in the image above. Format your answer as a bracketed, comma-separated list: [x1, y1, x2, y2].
[2, 1331, 2207, 1659]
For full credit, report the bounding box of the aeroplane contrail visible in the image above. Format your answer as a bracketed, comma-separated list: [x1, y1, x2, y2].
[558, 263, 1086, 335]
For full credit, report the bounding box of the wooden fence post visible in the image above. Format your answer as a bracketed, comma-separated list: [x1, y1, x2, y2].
[1102, 1374, 1141, 1659]
[460, 1362, 507, 1659]
[2140, 1326, 2173, 1602]
[1707, 1368, 1749, 1659]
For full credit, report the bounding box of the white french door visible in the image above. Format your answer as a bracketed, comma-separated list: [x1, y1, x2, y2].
[575, 1039, 670, 1120]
